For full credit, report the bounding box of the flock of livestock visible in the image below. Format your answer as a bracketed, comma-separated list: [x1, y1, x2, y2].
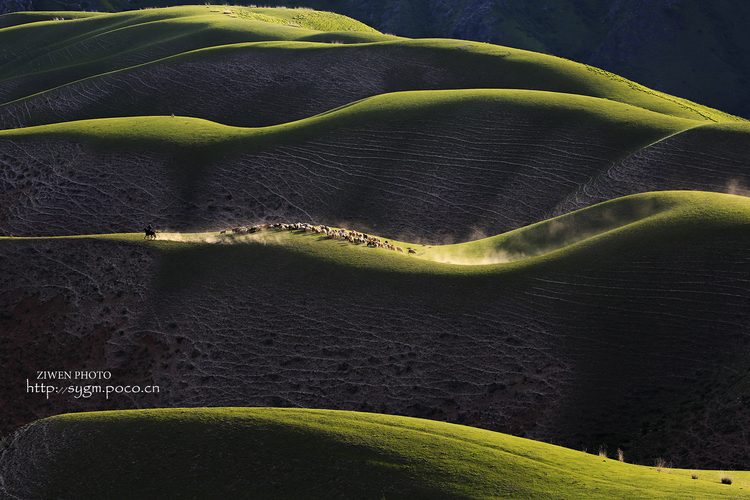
[223, 222, 418, 254]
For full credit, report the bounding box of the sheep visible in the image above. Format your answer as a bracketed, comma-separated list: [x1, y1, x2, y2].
[221, 220, 419, 258]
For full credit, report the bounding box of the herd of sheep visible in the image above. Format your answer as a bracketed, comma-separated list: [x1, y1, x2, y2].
[223, 222, 418, 254]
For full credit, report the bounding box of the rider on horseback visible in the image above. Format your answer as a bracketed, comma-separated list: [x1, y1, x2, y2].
[144, 224, 157, 239]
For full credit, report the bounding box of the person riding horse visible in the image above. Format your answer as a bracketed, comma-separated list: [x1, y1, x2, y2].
[144, 224, 157, 239]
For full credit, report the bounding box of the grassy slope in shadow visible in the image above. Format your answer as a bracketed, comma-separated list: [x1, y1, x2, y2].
[0, 89, 703, 192]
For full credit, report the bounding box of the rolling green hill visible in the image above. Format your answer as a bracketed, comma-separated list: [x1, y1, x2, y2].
[2, 408, 749, 499]
[2, 3, 750, 483]
[0, 7, 740, 130]
[2, 91, 749, 242]
[5, 0, 749, 121]
[1, 7, 748, 243]
[0, 6, 389, 109]
[2, 191, 750, 470]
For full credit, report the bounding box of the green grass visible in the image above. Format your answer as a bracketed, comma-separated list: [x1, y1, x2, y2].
[0, 89, 708, 192]
[8, 191, 749, 279]
[0, 6, 391, 104]
[419, 190, 750, 267]
[179, 190, 750, 273]
[19, 191, 735, 312]
[228, 6, 380, 33]
[2, 191, 749, 476]
[1, 87, 701, 144]
[1, 5, 750, 488]
[4, 407, 749, 499]
[0, 11, 102, 29]
[0, 6, 744, 124]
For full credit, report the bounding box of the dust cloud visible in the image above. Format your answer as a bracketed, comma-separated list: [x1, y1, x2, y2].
[154, 231, 285, 246]
[726, 179, 750, 197]
[427, 248, 522, 266]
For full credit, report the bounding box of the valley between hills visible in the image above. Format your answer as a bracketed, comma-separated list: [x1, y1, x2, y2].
[1, 6, 750, 498]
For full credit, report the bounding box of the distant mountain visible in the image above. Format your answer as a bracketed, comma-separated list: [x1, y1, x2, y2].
[2, 0, 748, 119]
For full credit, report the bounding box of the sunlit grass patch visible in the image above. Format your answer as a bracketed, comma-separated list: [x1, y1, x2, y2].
[3, 407, 749, 500]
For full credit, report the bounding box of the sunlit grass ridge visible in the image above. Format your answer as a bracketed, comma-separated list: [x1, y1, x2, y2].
[3, 407, 748, 499]
[420, 190, 750, 267]
[2, 6, 750, 493]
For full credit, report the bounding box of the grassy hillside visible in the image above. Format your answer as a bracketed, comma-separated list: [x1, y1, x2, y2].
[2, 3, 750, 480]
[0, 88, 701, 149]
[3, 92, 749, 242]
[1, 7, 748, 244]
[125, 191, 750, 274]
[2, 192, 750, 469]
[2, 408, 750, 499]
[0, 16, 742, 130]
[7, 0, 749, 120]
[0, 6, 390, 107]
[418, 190, 743, 265]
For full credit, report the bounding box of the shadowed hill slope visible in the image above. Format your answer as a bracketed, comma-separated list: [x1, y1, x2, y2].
[2, 192, 750, 469]
[0, 6, 388, 109]
[0, 37, 738, 131]
[5, 0, 750, 122]
[0, 5, 743, 131]
[0, 91, 705, 240]
[3, 5, 750, 474]
[551, 123, 750, 215]
[1, 6, 748, 244]
[1, 7, 748, 243]
[2, 408, 750, 499]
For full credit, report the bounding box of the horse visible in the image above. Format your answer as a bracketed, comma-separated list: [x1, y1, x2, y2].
[144, 227, 157, 239]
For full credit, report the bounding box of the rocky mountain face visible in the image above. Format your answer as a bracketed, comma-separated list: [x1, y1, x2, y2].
[0, 0, 31, 15]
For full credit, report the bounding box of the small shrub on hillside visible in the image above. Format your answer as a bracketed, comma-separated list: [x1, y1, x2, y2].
[720, 473, 733, 485]
[617, 448, 624, 462]
[655, 457, 671, 471]
[691, 472, 698, 479]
